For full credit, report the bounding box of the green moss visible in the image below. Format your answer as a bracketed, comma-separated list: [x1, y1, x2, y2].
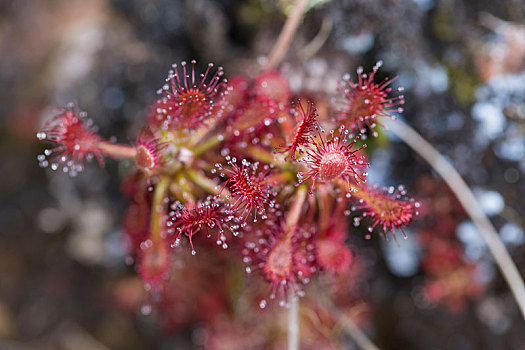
[447, 64, 480, 107]
[431, 7, 459, 42]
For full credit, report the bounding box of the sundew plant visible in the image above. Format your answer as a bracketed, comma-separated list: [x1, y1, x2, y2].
[38, 59, 418, 299]
[35, 1, 525, 348]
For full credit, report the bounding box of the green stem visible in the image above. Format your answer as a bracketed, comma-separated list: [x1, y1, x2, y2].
[193, 135, 223, 157]
[244, 145, 284, 165]
[186, 169, 221, 196]
[150, 177, 170, 242]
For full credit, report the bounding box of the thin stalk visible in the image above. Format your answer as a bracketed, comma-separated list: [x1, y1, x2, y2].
[288, 293, 299, 350]
[316, 184, 332, 234]
[284, 186, 307, 235]
[284, 187, 307, 350]
[265, 0, 308, 70]
[319, 294, 380, 350]
[385, 118, 525, 319]
[97, 141, 136, 159]
[298, 17, 333, 61]
[337, 313, 379, 350]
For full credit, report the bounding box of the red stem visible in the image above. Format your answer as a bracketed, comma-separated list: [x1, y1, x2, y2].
[97, 141, 137, 159]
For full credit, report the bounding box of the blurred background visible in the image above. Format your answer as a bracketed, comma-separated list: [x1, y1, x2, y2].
[1, 0, 524, 349]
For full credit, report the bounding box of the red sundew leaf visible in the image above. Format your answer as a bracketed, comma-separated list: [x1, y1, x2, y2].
[351, 184, 420, 240]
[123, 200, 150, 254]
[337, 61, 404, 136]
[37, 102, 103, 175]
[298, 125, 369, 193]
[147, 98, 173, 130]
[138, 237, 171, 284]
[215, 157, 275, 223]
[154, 60, 227, 130]
[228, 96, 279, 135]
[134, 128, 168, 173]
[254, 70, 291, 103]
[315, 238, 353, 273]
[120, 171, 146, 198]
[242, 218, 317, 306]
[422, 265, 485, 312]
[277, 101, 319, 160]
[220, 75, 250, 116]
[169, 198, 238, 254]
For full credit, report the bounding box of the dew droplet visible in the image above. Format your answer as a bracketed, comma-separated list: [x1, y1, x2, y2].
[141, 304, 152, 315]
